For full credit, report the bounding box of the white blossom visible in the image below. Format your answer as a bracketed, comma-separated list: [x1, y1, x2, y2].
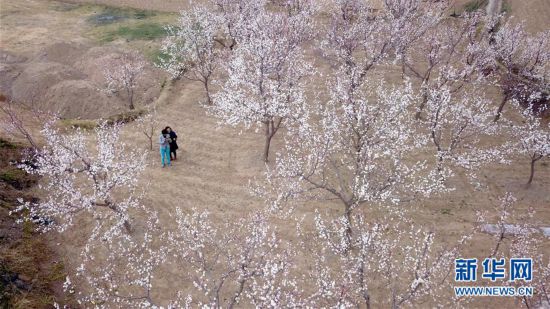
[103, 52, 146, 110]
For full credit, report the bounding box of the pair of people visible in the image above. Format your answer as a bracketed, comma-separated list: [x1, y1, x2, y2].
[159, 126, 178, 167]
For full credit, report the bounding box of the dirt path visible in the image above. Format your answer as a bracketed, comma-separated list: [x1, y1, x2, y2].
[129, 80, 272, 221]
[486, 0, 502, 16]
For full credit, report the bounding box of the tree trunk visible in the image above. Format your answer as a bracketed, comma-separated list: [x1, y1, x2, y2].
[263, 122, 273, 163]
[128, 88, 135, 110]
[123, 220, 132, 233]
[344, 204, 353, 251]
[228, 277, 246, 309]
[106, 202, 132, 233]
[358, 246, 371, 309]
[527, 157, 537, 186]
[149, 127, 154, 150]
[493, 93, 509, 122]
[415, 91, 428, 120]
[436, 152, 444, 173]
[204, 78, 212, 105]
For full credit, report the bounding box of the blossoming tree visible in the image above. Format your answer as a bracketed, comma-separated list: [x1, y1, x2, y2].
[268, 81, 447, 246]
[303, 209, 469, 308]
[168, 209, 298, 308]
[103, 52, 146, 110]
[16, 121, 147, 233]
[489, 20, 550, 121]
[508, 103, 550, 185]
[136, 104, 159, 150]
[160, 6, 222, 104]
[211, 7, 313, 162]
[422, 86, 507, 182]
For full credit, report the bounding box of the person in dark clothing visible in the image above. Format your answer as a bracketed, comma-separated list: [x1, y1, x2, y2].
[165, 126, 179, 160]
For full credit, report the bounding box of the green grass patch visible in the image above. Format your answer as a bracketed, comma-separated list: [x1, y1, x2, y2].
[87, 6, 156, 25]
[107, 109, 146, 124]
[100, 22, 168, 42]
[59, 119, 98, 130]
[84, 5, 176, 44]
[59, 109, 147, 129]
[501, 0, 511, 14]
[0, 139, 16, 149]
[22, 219, 34, 237]
[0, 233, 72, 308]
[50, 2, 80, 12]
[147, 48, 172, 67]
[0, 201, 11, 210]
[0, 169, 26, 183]
[464, 0, 488, 12]
[83, 5, 178, 48]
[48, 262, 66, 282]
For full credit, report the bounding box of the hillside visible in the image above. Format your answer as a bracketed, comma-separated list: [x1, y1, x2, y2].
[1, 0, 549, 308]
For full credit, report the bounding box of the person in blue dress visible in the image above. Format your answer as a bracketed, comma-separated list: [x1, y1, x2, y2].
[159, 128, 171, 167]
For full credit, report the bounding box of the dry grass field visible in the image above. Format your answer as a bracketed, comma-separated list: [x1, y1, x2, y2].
[1, 0, 549, 308]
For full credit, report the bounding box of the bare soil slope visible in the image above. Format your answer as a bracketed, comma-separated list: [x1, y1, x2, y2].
[0, 1, 166, 119]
